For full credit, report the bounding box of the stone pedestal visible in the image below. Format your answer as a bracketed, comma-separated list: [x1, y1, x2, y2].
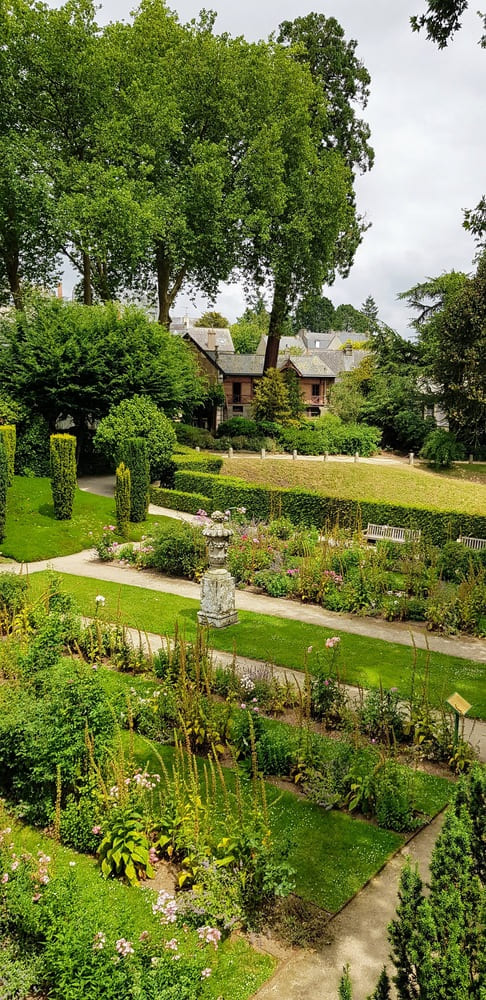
[197, 510, 238, 629]
[198, 568, 238, 628]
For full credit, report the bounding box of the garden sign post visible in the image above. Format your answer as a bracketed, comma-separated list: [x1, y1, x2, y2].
[198, 511, 239, 628]
[446, 691, 472, 747]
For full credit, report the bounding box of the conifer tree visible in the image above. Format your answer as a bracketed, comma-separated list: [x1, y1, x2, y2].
[338, 965, 353, 1000]
[368, 967, 392, 999]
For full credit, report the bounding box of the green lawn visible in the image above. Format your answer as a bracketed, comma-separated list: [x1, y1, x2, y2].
[220, 457, 486, 516]
[2, 477, 173, 561]
[0, 805, 275, 1000]
[29, 571, 486, 719]
[127, 732, 404, 912]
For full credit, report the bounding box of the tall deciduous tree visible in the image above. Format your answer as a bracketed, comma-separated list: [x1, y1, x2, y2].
[0, 298, 203, 446]
[256, 14, 373, 370]
[0, 3, 60, 307]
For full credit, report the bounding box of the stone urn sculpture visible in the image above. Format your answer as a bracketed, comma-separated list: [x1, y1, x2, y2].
[197, 511, 238, 628]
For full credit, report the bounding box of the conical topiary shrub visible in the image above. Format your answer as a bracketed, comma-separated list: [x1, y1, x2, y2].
[50, 434, 77, 520]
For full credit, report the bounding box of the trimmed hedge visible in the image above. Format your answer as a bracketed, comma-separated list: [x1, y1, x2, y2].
[50, 434, 77, 520]
[173, 454, 223, 474]
[120, 437, 149, 523]
[0, 425, 16, 485]
[172, 469, 486, 545]
[149, 486, 212, 515]
[0, 438, 7, 541]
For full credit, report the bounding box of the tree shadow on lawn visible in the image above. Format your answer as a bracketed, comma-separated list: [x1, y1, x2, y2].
[37, 503, 57, 520]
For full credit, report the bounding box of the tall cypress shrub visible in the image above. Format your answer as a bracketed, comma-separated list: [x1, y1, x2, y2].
[0, 425, 16, 485]
[0, 438, 7, 542]
[115, 461, 131, 536]
[120, 437, 149, 522]
[50, 434, 77, 520]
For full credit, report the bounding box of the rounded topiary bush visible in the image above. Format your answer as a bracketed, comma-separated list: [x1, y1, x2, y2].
[94, 395, 176, 482]
[50, 434, 77, 520]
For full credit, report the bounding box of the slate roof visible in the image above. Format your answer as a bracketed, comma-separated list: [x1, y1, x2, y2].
[280, 355, 336, 377]
[206, 352, 265, 375]
[176, 326, 235, 353]
[300, 330, 345, 350]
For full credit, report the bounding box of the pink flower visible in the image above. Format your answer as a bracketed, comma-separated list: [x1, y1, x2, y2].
[197, 926, 221, 949]
[201, 967, 212, 979]
[325, 636, 340, 649]
[115, 938, 134, 957]
[240, 702, 246, 710]
[93, 931, 106, 951]
[149, 848, 158, 865]
[139, 931, 150, 942]
[165, 938, 179, 951]
[1, 873, 8, 884]
[32, 892, 41, 903]
[91, 825, 102, 835]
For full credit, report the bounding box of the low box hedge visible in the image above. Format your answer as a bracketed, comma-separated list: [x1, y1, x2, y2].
[173, 454, 223, 474]
[172, 470, 486, 545]
[149, 486, 212, 515]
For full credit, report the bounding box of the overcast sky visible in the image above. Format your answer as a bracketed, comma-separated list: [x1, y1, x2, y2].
[49, 0, 485, 335]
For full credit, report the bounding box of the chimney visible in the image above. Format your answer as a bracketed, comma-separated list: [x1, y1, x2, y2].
[207, 330, 216, 351]
[343, 343, 353, 357]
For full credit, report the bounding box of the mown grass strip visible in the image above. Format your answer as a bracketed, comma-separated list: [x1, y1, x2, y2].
[29, 571, 486, 719]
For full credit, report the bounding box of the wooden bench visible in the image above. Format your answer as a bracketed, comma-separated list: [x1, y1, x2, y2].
[457, 535, 486, 551]
[365, 523, 421, 544]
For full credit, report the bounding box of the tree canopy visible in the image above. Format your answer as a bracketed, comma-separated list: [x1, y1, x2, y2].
[0, 298, 203, 436]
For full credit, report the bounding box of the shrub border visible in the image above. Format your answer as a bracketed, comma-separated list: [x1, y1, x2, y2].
[172, 469, 486, 545]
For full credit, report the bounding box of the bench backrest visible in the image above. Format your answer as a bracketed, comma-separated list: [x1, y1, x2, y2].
[365, 523, 421, 543]
[457, 535, 486, 551]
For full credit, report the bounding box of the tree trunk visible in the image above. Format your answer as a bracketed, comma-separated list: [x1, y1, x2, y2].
[156, 243, 186, 327]
[264, 274, 290, 371]
[82, 252, 92, 305]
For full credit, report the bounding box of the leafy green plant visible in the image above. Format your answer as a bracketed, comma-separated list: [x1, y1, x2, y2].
[50, 433, 77, 520]
[420, 428, 465, 468]
[97, 806, 154, 885]
[141, 521, 207, 579]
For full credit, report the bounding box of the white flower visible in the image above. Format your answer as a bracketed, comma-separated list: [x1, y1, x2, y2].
[95, 595, 106, 605]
